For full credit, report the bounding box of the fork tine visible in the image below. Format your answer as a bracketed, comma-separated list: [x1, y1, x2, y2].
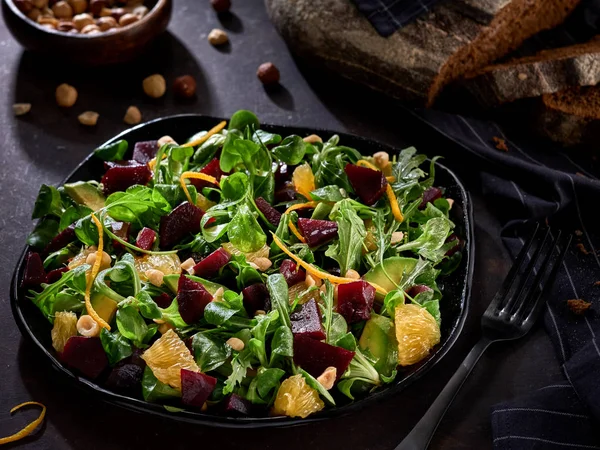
[485, 223, 541, 314]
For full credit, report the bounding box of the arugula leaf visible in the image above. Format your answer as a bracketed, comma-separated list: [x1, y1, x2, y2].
[270, 325, 293, 367]
[272, 135, 307, 165]
[395, 217, 453, 263]
[312, 137, 361, 192]
[32, 184, 64, 219]
[223, 347, 253, 395]
[266, 274, 291, 329]
[326, 199, 366, 275]
[94, 140, 128, 162]
[192, 333, 231, 372]
[100, 328, 133, 366]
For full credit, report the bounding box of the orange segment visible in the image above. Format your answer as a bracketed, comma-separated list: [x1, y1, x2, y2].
[272, 374, 324, 418]
[134, 254, 181, 281]
[394, 304, 440, 366]
[292, 163, 316, 200]
[0, 402, 46, 445]
[51, 311, 78, 353]
[222, 242, 270, 263]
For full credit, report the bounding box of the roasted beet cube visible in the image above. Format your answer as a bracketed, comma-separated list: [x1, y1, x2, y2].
[445, 233, 462, 257]
[111, 221, 130, 249]
[337, 281, 375, 324]
[159, 202, 203, 249]
[43, 224, 76, 255]
[297, 218, 338, 247]
[274, 181, 297, 203]
[21, 252, 46, 290]
[181, 369, 217, 408]
[106, 363, 144, 392]
[192, 248, 231, 278]
[101, 161, 152, 196]
[255, 197, 282, 227]
[293, 335, 354, 381]
[190, 158, 224, 191]
[406, 284, 434, 299]
[46, 267, 69, 284]
[136, 227, 156, 250]
[177, 275, 213, 324]
[242, 283, 270, 315]
[280, 259, 306, 286]
[344, 164, 387, 205]
[220, 393, 252, 416]
[61, 336, 108, 379]
[154, 292, 173, 308]
[132, 140, 158, 164]
[291, 299, 325, 340]
[419, 187, 443, 209]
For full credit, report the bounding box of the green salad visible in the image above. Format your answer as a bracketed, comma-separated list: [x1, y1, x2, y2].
[21, 110, 461, 419]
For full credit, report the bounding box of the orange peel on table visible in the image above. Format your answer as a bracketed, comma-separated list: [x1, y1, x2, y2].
[179, 172, 220, 205]
[288, 220, 307, 243]
[85, 214, 110, 330]
[0, 402, 46, 445]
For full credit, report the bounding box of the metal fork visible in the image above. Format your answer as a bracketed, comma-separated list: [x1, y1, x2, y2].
[396, 225, 572, 450]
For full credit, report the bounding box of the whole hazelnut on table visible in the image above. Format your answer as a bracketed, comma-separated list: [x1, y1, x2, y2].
[14, 0, 34, 13]
[73, 12, 94, 30]
[123, 105, 142, 125]
[208, 28, 228, 46]
[52, 1, 73, 19]
[78, 111, 99, 126]
[173, 75, 197, 99]
[210, 0, 230, 13]
[32, 0, 48, 8]
[118, 12, 138, 26]
[40, 6, 53, 16]
[142, 74, 166, 98]
[55, 83, 78, 107]
[257, 62, 280, 85]
[67, 0, 87, 14]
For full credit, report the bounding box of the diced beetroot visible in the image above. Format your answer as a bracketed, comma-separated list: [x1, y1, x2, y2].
[177, 275, 213, 324]
[345, 163, 387, 205]
[274, 163, 292, 188]
[337, 281, 375, 324]
[274, 181, 297, 203]
[46, 267, 69, 284]
[154, 292, 173, 308]
[220, 393, 252, 416]
[280, 259, 306, 287]
[61, 336, 108, 379]
[111, 221, 130, 250]
[43, 224, 76, 255]
[21, 252, 46, 290]
[132, 140, 158, 164]
[406, 284, 434, 299]
[242, 283, 270, 315]
[293, 335, 355, 381]
[192, 248, 231, 278]
[291, 299, 325, 340]
[255, 197, 282, 227]
[419, 187, 443, 209]
[136, 227, 156, 250]
[101, 161, 152, 195]
[159, 202, 203, 249]
[181, 369, 217, 408]
[190, 158, 224, 191]
[445, 233, 462, 257]
[297, 218, 338, 247]
[106, 363, 144, 392]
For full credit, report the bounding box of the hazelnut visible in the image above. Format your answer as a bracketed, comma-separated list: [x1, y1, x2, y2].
[96, 15, 116, 30]
[142, 74, 166, 98]
[77, 315, 100, 337]
[14, 0, 34, 13]
[173, 75, 196, 99]
[373, 151, 390, 169]
[85, 250, 111, 268]
[38, 15, 58, 26]
[254, 310, 266, 316]
[447, 198, 454, 210]
[52, 1, 73, 18]
[118, 12, 138, 26]
[303, 134, 322, 144]
[390, 231, 404, 245]
[317, 367, 337, 390]
[257, 62, 280, 85]
[98, 6, 112, 16]
[81, 23, 100, 33]
[226, 337, 245, 352]
[207, 28, 228, 46]
[78, 111, 99, 126]
[213, 287, 225, 302]
[180, 257, 196, 273]
[73, 12, 93, 29]
[27, 8, 41, 21]
[32, 0, 47, 7]
[57, 20, 75, 31]
[123, 105, 142, 125]
[89, 0, 106, 15]
[110, 6, 125, 20]
[40, 6, 53, 16]
[157, 135, 176, 146]
[13, 103, 32, 116]
[345, 269, 361, 280]
[131, 4, 147, 17]
[145, 269, 164, 287]
[210, 0, 230, 13]
[67, 0, 86, 14]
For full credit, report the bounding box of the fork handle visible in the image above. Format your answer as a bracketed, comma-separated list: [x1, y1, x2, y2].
[395, 337, 492, 450]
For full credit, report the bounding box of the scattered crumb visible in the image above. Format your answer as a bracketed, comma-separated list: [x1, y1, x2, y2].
[567, 299, 592, 315]
[492, 136, 508, 152]
[575, 230, 583, 237]
[576, 243, 589, 255]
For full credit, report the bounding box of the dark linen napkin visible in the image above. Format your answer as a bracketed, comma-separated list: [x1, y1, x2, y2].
[406, 107, 600, 449]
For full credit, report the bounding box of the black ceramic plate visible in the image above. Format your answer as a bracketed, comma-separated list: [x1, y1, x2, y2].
[11, 114, 474, 428]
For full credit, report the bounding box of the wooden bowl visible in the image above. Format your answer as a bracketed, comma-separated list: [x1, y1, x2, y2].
[1, 0, 172, 66]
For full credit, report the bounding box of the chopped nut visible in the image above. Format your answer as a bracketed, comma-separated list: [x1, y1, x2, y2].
[576, 243, 589, 255]
[118, 12, 138, 26]
[254, 309, 266, 316]
[56, 83, 78, 107]
[257, 62, 280, 85]
[317, 366, 337, 390]
[157, 135, 177, 146]
[77, 315, 100, 337]
[447, 198, 454, 210]
[249, 262, 260, 270]
[86, 250, 111, 269]
[390, 231, 404, 244]
[72, 12, 93, 29]
[173, 75, 197, 99]
[567, 299, 592, 315]
[373, 151, 390, 169]
[303, 134, 322, 144]
[78, 111, 99, 126]
[210, 0, 231, 13]
[98, 6, 112, 16]
[226, 337, 245, 352]
[253, 257, 273, 272]
[67, 0, 87, 14]
[180, 257, 196, 274]
[143, 74, 166, 98]
[213, 287, 225, 302]
[40, 6, 53, 17]
[96, 15, 117, 31]
[109, 6, 126, 20]
[13, 103, 32, 116]
[145, 269, 164, 287]
[52, 1, 73, 19]
[305, 274, 316, 288]
[201, 402, 208, 412]
[132, 5, 148, 17]
[345, 269, 360, 280]
[492, 136, 508, 152]
[207, 28, 229, 46]
[123, 105, 142, 125]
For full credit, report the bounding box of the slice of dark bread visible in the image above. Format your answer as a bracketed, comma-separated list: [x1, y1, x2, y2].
[464, 39, 600, 107]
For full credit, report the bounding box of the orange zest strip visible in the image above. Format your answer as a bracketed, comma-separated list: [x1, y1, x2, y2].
[0, 402, 46, 445]
[85, 214, 110, 330]
[356, 159, 379, 171]
[386, 185, 404, 223]
[271, 233, 388, 295]
[284, 201, 319, 215]
[182, 121, 227, 148]
[179, 172, 220, 205]
[386, 176, 396, 182]
[288, 220, 306, 243]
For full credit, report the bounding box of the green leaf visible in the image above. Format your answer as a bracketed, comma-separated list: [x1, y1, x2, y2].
[228, 204, 266, 253]
[27, 217, 59, 249]
[116, 304, 148, 347]
[309, 185, 346, 203]
[32, 184, 64, 219]
[299, 368, 336, 406]
[326, 199, 367, 275]
[142, 366, 181, 403]
[272, 135, 307, 165]
[228, 110, 260, 132]
[134, 291, 162, 320]
[192, 133, 226, 164]
[223, 347, 253, 395]
[395, 217, 453, 263]
[204, 302, 239, 326]
[100, 328, 133, 366]
[247, 367, 286, 405]
[192, 333, 231, 372]
[59, 205, 92, 232]
[383, 290, 405, 318]
[335, 332, 357, 351]
[422, 299, 441, 326]
[252, 130, 282, 146]
[94, 140, 128, 161]
[270, 325, 293, 367]
[266, 274, 291, 329]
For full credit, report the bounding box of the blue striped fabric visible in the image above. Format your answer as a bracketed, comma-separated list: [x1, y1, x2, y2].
[406, 107, 600, 449]
[350, 0, 444, 37]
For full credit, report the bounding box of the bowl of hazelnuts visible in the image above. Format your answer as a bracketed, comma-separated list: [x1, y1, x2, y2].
[2, 0, 172, 65]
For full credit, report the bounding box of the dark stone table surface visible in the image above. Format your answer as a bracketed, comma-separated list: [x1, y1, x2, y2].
[0, 1, 565, 448]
